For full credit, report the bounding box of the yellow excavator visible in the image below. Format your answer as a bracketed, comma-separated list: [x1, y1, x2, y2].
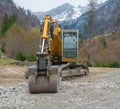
[26, 15, 89, 93]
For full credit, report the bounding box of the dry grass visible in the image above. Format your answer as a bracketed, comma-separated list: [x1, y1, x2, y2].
[79, 32, 120, 65]
[0, 58, 16, 65]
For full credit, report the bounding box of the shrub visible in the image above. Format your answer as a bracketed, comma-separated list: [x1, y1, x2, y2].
[86, 60, 93, 67]
[94, 61, 104, 67]
[70, 61, 77, 65]
[16, 51, 26, 61]
[98, 36, 107, 48]
[94, 61, 120, 68]
[86, 54, 93, 67]
[106, 62, 120, 68]
[27, 55, 36, 62]
[0, 43, 6, 53]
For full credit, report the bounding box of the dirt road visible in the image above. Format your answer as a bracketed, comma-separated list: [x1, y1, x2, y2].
[0, 66, 26, 85]
[0, 66, 120, 109]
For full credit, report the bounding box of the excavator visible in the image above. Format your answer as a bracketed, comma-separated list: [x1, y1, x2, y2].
[25, 15, 89, 93]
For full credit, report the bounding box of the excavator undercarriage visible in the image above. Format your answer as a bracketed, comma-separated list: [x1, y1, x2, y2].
[27, 63, 89, 93]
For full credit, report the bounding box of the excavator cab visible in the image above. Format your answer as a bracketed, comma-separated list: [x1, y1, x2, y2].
[61, 29, 79, 63]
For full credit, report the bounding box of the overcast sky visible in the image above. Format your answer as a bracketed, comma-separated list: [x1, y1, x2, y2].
[13, 0, 107, 12]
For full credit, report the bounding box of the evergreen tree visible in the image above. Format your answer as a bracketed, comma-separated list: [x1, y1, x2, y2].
[0, 13, 17, 36]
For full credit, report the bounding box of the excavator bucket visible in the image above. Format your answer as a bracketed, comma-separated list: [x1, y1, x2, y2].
[28, 66, 59, 93]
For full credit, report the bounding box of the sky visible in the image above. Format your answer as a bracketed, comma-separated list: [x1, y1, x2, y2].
[13, 0, 107, 12]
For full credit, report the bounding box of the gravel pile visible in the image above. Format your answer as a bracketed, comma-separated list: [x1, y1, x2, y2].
[0, 71, 120, 109]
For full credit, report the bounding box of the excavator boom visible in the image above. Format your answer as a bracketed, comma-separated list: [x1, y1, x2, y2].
[27, 15, 60, 93]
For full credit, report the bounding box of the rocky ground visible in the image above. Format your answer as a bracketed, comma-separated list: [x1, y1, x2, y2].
[0, 66, 120, 109]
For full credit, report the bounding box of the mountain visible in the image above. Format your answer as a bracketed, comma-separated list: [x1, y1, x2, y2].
[68, 0, 120, 37]
[36, 0, 120, 38]
[0, 0, 39, 30]
[35, 3, 88, 22]
[35, 2, 103, 22]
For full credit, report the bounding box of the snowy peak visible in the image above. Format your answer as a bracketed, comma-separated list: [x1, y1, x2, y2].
[35, 3, 88, 22]
[72, 6, 83, 20]
[48, 3, 74, 16]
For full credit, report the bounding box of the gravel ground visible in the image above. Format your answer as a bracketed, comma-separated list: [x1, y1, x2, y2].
[0, 67, 120, 109]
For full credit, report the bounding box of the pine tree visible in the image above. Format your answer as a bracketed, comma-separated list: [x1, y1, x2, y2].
[0, 13, 17, 36]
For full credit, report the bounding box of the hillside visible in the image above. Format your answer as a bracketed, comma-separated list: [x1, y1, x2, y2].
[0, 24, 40, 61]
[0, 0, 40, 61]
[79, 32, 120, 67]
[0, 0, 39, 30]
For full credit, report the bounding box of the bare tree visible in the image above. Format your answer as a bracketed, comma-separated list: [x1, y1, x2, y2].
[88, 0, 98, 41]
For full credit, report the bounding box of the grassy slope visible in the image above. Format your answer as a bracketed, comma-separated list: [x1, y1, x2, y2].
[0, 57, 16, 65]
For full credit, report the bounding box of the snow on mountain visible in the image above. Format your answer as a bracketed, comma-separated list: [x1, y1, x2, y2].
[53, 11, 69, 21]
[72, 6, 82, 19]
[53, 6, 83, 21]
[35, 3, 88, 22]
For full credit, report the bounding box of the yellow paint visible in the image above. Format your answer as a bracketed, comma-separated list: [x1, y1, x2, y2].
[40, 15, 78, 64]
[62, 58, 77, 62]
[52, 26, 62, 57]
[42, 16, 51, 39]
